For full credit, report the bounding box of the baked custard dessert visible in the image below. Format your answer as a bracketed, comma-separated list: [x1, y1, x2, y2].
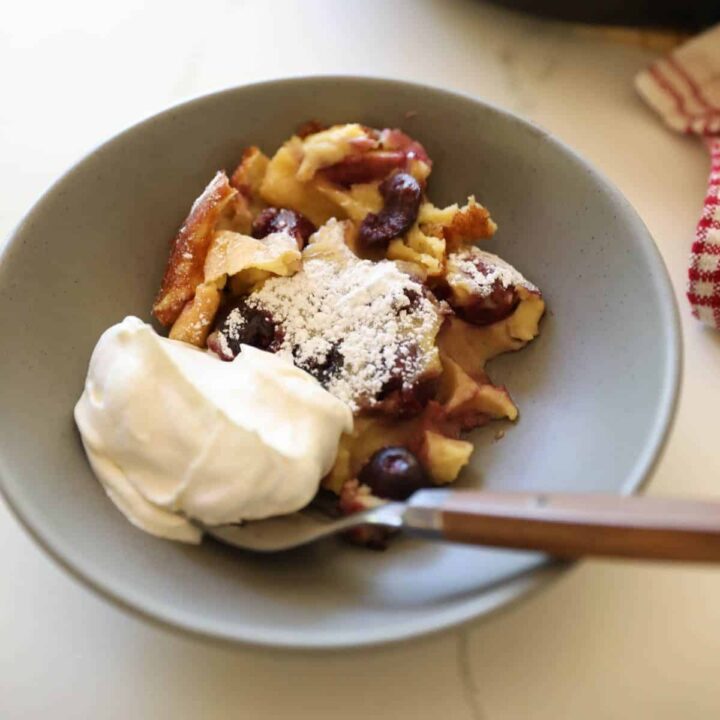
[75, 121, 544, 545]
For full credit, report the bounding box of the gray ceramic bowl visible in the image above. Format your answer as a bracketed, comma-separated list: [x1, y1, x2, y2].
[0, 77, 680, 649]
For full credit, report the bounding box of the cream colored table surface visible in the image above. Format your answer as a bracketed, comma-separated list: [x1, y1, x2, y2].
[2, 1, 718, 717]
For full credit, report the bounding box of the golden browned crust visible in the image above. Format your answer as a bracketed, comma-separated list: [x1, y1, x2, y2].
[443, 197, 497, 250]
[230, 147, 269, 200]
[168, 281, 222, 347]
[152, 172, 237, 326]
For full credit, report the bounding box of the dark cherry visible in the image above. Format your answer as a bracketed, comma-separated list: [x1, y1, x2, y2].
[433, 256, 520, 326]
[295, 344, 344, 386]
[208, 299, 279, 360]
[377, 375, 403, 401]
[321, 150, 406, 187]
[373, 373, 438, 418]
[379, 128, 432, 167]
[252, 207, 316, 249]
[400, 287, 422, 311]
[357, 172, 422, 248]
[456, 257, 520, 325]
[357, 447, 429, 501]
[458, 280, 520, 325]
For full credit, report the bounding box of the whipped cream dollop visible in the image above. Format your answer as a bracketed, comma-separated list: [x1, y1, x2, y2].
[74, 317, 353, 543]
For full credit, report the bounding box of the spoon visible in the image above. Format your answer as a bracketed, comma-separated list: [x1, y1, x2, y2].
[200, 489, 720, 560]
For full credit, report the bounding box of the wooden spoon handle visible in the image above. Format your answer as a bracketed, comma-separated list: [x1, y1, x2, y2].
[404, 491, 720, 562]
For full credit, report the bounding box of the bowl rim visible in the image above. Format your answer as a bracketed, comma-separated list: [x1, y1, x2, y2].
[0, 74, 682, 650]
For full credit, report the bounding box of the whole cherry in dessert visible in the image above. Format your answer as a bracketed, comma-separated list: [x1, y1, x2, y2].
[318, 125, 431, 188]
[358, 446, 430, 500]
[461, 280, 520, 326]
[296, 344, 345, 386]
[433, 251, 523, 326]
[207, 298, 280, 360]
[358, 172, 422, 248]
[321, 151, 407, 187]
[378, 128, 432, 166]
[435, 278, 519, 326]
[252, 207, 316, 249]
[374, 374, 439, 418]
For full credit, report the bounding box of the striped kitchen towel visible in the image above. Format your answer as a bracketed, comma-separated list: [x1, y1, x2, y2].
[636, 25, 720, 328]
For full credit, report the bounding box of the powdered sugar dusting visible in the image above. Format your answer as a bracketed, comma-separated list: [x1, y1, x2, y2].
[218, 309, 247, 357]
[245, 220, 442, 410]
[448, 246, 535, 296]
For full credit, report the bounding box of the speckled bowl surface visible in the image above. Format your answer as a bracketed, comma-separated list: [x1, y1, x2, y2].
[0, 77, 680, 649]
